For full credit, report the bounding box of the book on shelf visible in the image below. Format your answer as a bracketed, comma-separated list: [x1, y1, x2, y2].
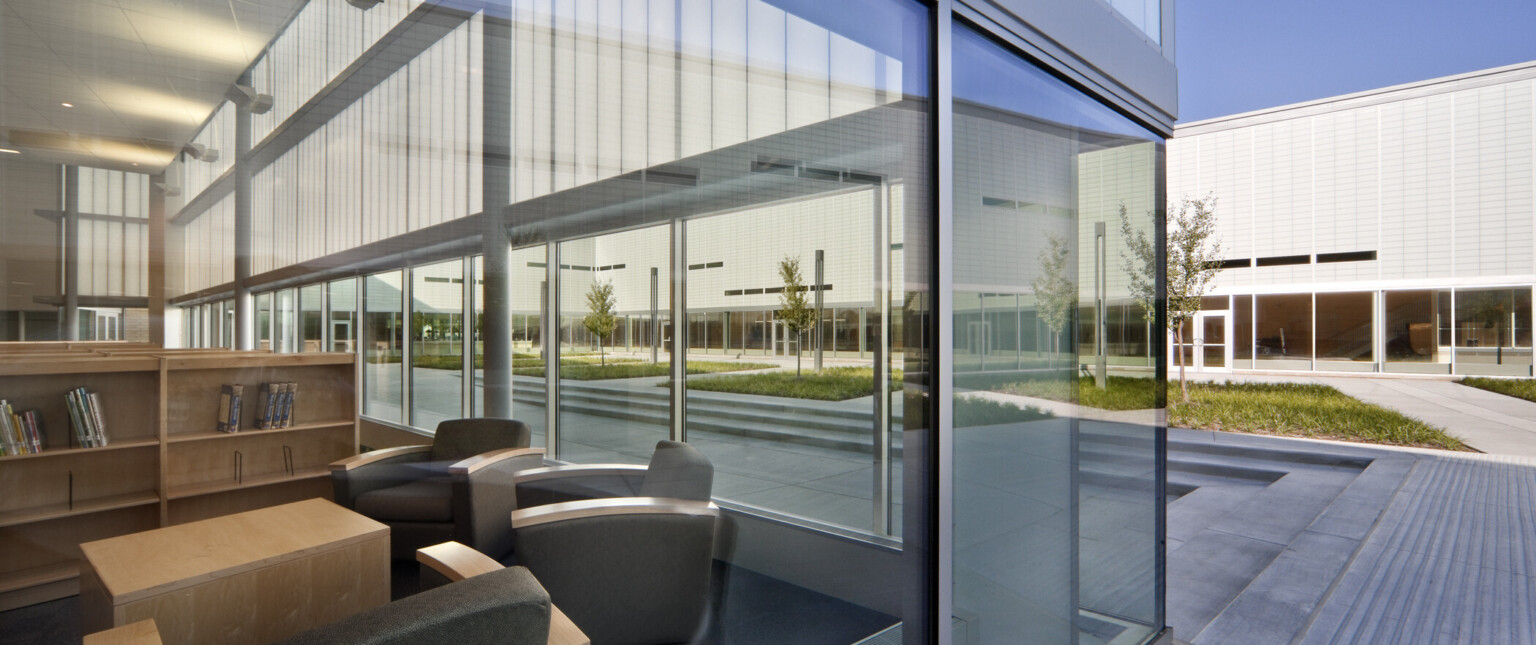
[65, 387, 108, 448]
[217, 384, 244, 433]
[0, 399, 37, 455]
[20, 409, 44, 454]
[256, 382, 298, 429]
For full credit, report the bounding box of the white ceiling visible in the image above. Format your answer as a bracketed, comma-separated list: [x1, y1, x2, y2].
[0, 0, 303, 172]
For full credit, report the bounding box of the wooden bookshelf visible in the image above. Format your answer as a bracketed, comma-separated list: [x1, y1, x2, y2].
[0, 348, 359, 610]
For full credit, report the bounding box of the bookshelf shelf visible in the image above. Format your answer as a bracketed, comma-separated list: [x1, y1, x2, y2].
[0, 491, 162, 528]
[165, 466, 331, 500]
[0, 437, 159, 462]
[0, 562, 78, 595]
[166, 421, 355, 444]
[0, 348, 358, 611]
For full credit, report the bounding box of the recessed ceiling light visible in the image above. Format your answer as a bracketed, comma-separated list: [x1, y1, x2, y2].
[0, 148, 18, 154]
[61, 102, 73, 108]
[131, 162, 140, 166]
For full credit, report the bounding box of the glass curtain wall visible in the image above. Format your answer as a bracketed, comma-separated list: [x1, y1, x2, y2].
[275, 289, 297, 353]
[951, 23, 1163, 645]
[255, 294, 271, 350]
[300, 284, 324, 352]
[486, 246, 547, 445]
[410, 260, 465, 430]
[557, 227, 670, 466]
[364, 271, 404, 422]
[1454, 287, 1534, 375]
[1254, 293, 1312, 369]
[328, 278, 358, 353]
[1315, 292, 1373, 371]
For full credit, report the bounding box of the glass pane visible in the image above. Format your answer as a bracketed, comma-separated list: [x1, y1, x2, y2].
[1255, 293, 1312, 367]
[1234, 294, 1253, 365]
[275, 289, 296, 353]
[1316, 292, 1373, 364]
[1384, 290, 1447, 372]
[328, 278, 358, 353]
[1202, 315, 1226, 368]
[410, 260, 464, 431]
[364, 271, 404, 423]
[256, 294, 271, 351]
[300, 284, 324, 352]
[1455, 287, 1534, 376]
[493, 247, 548, 447]
[557, 227, 669, 465]
[953, 23, 1163, 644]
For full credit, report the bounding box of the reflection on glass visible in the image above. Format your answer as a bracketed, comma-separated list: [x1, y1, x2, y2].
[275, 289, 297, 353]
[328, 278, 358, 353]
[494, 247, 548, 446]
[1202, 313, 1227, 368]
[1316, 292, 1373, 367]
[410, 260, 464, 430]
[1384, 290, 1446, 373]
[364, 271, 404, 422]
[300, 284, 323, 352]
[1454, 287, 1533, 375]
[1234, 295, 1253, 368]
[952, 24, 1162, 644]
[557, 228, 669, 465]
[1255, 293, 1312, 368]
[256, 294, 271, 351]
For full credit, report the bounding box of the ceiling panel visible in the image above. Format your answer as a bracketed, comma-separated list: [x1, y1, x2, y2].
[0, 0, 305, 172]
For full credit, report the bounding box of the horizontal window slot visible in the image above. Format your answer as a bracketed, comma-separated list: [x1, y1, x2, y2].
[1218, 258, 1252, 269]
[1255, 254, 1311, 267]
[1317, 250, 1376, 263]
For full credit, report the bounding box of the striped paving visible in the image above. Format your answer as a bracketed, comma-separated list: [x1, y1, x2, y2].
[1168, 429, 1536, 644]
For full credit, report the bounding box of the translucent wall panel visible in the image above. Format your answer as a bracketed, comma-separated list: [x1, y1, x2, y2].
[181, 197, 235, 293]
[182, 102, 235, 200]
[73, 168, 150, 297]
[952, 23, 1163, 645]
[410, 259, 466, 430]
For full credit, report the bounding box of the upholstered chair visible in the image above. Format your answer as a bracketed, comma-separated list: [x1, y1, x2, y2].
[513, 439, 714, 509]
[330, 418, 543, 561]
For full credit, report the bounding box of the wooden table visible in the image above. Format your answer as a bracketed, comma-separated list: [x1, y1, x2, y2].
[79, 498, 390, 645]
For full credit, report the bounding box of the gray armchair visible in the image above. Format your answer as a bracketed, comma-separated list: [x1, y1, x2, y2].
[329, 418, 543, 560]
[276, 558, 555, 645]
[513, 440, 713, 508]
[511, 498, 719, 645]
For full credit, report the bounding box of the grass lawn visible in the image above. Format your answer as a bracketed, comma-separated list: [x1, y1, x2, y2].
[976, 373, 1467, 451]
[1460, 377, 1536, 404]
[514, 360, 775, 380]
[954, 397, 1054, 428]
[678, 366, 904, 401]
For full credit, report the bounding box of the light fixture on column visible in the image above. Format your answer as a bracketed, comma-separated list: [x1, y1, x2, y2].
[346, 0, 383, 9]
[226, 84, 274, 115]
[153, 181, 181, 197]
[182, 142, 220, 163]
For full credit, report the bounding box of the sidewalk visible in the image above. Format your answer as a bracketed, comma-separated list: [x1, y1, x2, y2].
[1182, 371, 1536, 458]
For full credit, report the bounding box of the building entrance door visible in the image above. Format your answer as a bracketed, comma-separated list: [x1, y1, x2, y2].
[1194, 311, 1231, 372]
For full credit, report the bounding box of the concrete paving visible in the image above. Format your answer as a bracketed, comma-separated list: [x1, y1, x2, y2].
[1183, 370, 1536, 458]
[1166, 428, 1536, 645]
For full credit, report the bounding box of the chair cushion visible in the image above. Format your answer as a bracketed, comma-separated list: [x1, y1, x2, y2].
[355, 476, 455, 522]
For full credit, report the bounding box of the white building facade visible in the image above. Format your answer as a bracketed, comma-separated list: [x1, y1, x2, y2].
[1170, 62, 1536, 376]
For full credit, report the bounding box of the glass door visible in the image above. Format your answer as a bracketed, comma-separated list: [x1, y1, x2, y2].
[1195, 311, 1231, 372]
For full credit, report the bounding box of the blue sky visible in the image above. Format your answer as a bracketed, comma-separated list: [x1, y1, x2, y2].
[1177, 0, 1536, 122]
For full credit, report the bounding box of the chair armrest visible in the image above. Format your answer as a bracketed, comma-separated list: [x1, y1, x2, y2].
[418, 541, 502, 582]
[511, 497, 718, 528]
[449, 447, 546, 475]
[514, 463, 648, 483]
[329, 445, 432, 472]
[416, 542, 591, 645]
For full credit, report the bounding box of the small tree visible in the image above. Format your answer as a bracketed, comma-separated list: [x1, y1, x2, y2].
[583, 280, 617, 367]
[777, 255, 818, 377]
[1032, 235, 1077, 369]
[1120, 196, 1222, 403]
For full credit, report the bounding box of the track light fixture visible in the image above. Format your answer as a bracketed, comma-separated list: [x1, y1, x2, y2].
[153, 182, 181, 197]
[226, 84, 274, 115]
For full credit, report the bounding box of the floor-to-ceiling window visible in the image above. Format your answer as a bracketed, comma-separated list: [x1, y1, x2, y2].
[364, 270, 404, 423]
[410, 259, 465, 430]
[951, 22, 1164, 644]
[1454, 287, 1534, 376]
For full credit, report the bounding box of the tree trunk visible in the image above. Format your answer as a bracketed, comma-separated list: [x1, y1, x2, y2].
[599, 338, 605, 366]
[1174, 325, 1188, 403]
[796, 331, 803, 377]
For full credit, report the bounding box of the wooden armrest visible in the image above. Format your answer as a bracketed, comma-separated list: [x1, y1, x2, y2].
[514, 463, 647, 484]
[416, 541, 502, 582]
[329, 445, 432, 472]
[449, 447, 546, 475]
[84, 619, 161, 645]
[418, 541, 590, 645]
[511, 497, 717, 529]
[549, 604, 590, 645]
